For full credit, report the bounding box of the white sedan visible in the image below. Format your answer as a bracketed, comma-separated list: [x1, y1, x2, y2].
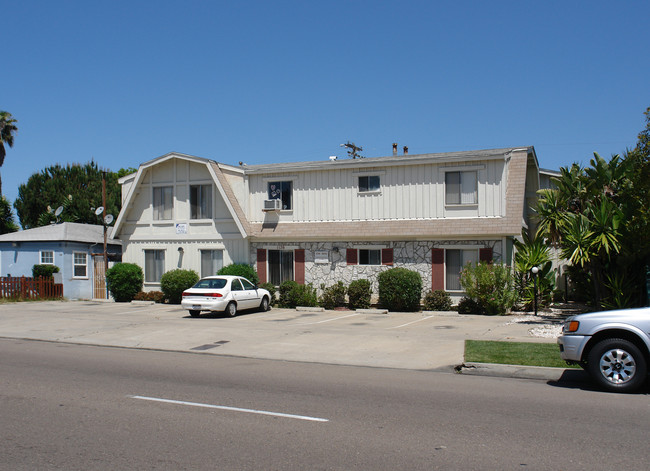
[181, 275, 271, 318]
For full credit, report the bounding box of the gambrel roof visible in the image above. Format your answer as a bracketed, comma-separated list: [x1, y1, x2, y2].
[112, 147, 539, 242]
[111, 152, 250, 239]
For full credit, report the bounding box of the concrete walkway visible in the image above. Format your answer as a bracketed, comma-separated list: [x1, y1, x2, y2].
[0, 300, 567, 375]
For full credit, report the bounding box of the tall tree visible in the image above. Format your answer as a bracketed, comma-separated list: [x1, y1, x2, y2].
[14, 161, 123, 229]
[0, 111, 19, 194]
[535, 106, 650, 308]
[0, 196, 18, 234]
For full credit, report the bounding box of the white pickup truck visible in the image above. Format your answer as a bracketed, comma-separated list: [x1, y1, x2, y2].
[558, 307, 650, 393]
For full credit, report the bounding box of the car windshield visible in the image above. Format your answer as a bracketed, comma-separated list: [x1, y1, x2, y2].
[192, 278, 228, 289]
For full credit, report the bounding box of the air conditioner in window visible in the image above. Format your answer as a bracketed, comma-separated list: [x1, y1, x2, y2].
[263, 199, 282, 211]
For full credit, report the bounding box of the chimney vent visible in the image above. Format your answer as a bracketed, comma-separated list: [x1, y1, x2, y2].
[403, 145, 408, 155]
[392, 143, 398, 155]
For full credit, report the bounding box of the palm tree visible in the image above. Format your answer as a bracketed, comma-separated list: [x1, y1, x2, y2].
[0, 111, 19, 194]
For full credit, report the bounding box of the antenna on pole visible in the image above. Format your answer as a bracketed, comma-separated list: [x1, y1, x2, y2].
[340, 141, 365, 159]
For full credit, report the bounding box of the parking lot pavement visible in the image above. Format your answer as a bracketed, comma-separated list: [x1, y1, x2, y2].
[0, 301, 561, 370]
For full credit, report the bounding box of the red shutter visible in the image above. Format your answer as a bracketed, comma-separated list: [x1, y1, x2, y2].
[431, 248, 444, 291]
[295, 249, 305, 284]
[382, 248, 393, 266]
[346, 249, 358, 265]
[479, 248, 493, 264]
[256, 249, 267, 284]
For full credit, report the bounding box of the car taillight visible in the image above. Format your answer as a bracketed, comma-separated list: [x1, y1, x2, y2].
[182, 292, 223, 298]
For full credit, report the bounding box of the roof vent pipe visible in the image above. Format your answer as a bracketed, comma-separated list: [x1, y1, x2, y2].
[392, 143, 398, 156]
[403, 145, 408, 155]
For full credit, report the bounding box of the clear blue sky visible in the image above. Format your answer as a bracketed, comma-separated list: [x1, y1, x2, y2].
[3, 0, 648, 211]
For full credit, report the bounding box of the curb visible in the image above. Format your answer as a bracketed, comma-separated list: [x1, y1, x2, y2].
[456, 362, 568, 381]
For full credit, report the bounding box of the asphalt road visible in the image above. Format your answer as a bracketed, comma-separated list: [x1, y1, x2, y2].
[2, 339, 648, 470]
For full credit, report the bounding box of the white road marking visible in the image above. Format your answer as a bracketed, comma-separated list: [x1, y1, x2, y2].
[295, 313, 360, 325]
[129, 395, 329, 422]
[389, 316, 436, 329]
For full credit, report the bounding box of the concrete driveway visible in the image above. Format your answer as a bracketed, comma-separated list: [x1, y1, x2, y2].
[0, 300, 561, 370]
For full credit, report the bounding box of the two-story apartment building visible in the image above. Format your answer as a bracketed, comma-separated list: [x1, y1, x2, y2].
[112, 147, 540, 300]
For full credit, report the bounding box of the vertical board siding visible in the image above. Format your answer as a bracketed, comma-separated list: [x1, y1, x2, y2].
[247, 159, 506, 223]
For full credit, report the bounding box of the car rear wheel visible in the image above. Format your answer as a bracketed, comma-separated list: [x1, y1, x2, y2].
[189, 310, 200, 318]
[587, 338, 647, 393]
[225, 302, 237, 317]
[259, 296, 270, 312]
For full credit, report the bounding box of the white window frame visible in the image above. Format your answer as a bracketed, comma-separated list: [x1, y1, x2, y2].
[190, 184, 213, 220]
[40, 250, 54, 265]
[200, 249, 224, 278]
[144, 249, 166, 283]
[445, 170, 477, 205]
[358, 248, 382, 265]
[443, 167, 482, 206]
[73, 252, 88, 279]
[153, 186, 173, 220]
[445, 247, 479, 291]
[267, 249, 294, 286]
[267, 180, 293, 211]
[358, 175, 381, 193]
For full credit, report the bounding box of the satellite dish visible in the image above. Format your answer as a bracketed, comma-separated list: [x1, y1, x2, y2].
[54, 206, 64, 217]
[95, 206, 104, 216]
[104, 214, 114, 225]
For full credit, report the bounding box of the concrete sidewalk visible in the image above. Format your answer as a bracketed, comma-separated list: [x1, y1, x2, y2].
[0, 300, 566, 375]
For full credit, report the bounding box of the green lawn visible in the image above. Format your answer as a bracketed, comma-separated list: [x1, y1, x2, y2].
[464, 340, 580, 368]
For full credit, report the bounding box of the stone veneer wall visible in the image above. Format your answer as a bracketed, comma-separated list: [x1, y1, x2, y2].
[251, 240, 503, 300]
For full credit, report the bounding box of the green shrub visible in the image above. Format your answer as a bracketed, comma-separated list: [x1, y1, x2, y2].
[106, 263, 144, 302]
[260, 282, 277, 306]
[217, 263, 259, 285]
[160, 269, 199, 304]
[457, 296, 484, 314]
[279, 280, 299, 307]
[348, 279, 372, 309]
[460, 262, 518, 315]
[423, 290, 452, 311]
[133, 291, 165, 303]
[319, 281, 347, 310]
[279, 280, 318, 308]
[32, 264, 60, 278]
[378, 268, 422, 312]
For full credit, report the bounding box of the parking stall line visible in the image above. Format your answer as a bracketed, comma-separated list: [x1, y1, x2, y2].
[293, 313, 360, 325]
[129, 395, 329, 422]
[388, 316, 437, 329]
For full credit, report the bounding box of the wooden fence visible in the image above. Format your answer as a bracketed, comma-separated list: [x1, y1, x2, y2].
[0, 276, 64, 300]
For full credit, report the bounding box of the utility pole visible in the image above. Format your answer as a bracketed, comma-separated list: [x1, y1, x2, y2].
[102, 172, 107, 275]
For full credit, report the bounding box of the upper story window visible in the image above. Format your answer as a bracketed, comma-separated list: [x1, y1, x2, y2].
[190, 184, 212, 219]
[73, 252, 88, 278]
[358, 176, 380, 193]
[445, 171, 477, 205]
[40, 251, 54, 265]
[268, 181, 292, 210]
[153, 186, 173, 220]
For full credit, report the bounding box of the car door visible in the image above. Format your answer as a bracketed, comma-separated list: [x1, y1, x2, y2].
[239, 277, 260, 309]
[229, 278, 246, 307]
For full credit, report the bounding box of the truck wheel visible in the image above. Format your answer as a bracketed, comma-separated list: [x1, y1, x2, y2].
[587, 338, 647, 393]
[189, 310, 200, 318]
